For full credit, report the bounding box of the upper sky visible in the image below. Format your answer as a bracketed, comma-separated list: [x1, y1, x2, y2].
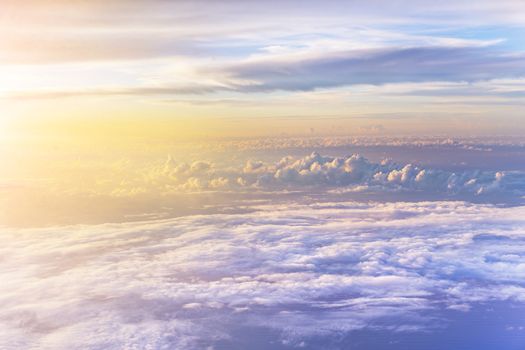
[2, 0, 525, 138]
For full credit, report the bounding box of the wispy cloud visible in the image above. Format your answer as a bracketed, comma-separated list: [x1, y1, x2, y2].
[220, 46, 525, 92]
[3, 1, 525, 134]
[6, 45, 525, 100]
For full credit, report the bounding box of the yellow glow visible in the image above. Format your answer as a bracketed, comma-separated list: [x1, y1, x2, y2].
[2, 0, 524, 229]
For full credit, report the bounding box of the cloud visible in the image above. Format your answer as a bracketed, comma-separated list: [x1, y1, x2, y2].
[264, 152, 525, 196]
[1, 201, 525, 348]
[8, 45, 525, 99]
[4, 0, 525, 119]
[125, 152, 525, 200]
[5, 85, 228, 101]
[3, 0, 525, 107]
[200, 135, 525, 151]
[8, 45, 525, 100]
[218, 46, 525, 93]
[22, 149, 524, 204]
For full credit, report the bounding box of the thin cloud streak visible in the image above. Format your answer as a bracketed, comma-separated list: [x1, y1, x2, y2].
[5, 45, 525, 100]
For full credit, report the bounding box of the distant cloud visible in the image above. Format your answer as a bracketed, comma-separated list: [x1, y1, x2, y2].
[219, 46, 525, 93]
[199, 135, 525, 151]
[114, 151, 525, 200]
[1, 201, 525, 348]
[8, 45, 525, 100]
[3, 0, 525, 112]
[6, 85, 227, 101]
[242, 152, 525, 197]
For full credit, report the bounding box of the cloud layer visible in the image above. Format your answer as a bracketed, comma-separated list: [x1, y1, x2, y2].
[8, 46, 525, 99]
[1, 201, 525, 349]
[217, 46, 525, 93]
[3, 0, 525, 108]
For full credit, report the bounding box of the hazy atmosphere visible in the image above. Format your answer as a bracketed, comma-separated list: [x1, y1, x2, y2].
[1, 1, 525, 349]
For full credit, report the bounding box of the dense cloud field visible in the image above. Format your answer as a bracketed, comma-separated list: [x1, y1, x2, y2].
[2, 201, 525, 349]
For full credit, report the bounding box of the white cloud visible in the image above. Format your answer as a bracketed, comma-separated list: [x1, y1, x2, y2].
[1, 201, 525, 348]
[200, 135, 525, 151]
[145, 152, 525, 199]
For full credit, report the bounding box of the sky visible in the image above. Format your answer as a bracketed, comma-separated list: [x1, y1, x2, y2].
[2, 0, 525, 138]
[2, 0, 525, 225]
[2, 1, 525, 349]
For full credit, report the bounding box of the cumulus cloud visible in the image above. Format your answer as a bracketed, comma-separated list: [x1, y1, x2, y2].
[1, 201, 525, 348]
[138, 152, 525, 200]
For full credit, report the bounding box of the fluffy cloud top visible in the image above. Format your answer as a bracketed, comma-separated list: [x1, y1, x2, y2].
[1, 201, 525, 349]
[143, 152, 525, 200]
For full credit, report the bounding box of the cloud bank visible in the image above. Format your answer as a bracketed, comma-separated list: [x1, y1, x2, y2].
[128, 152, 525, 200]
[1, 201, 525, 349]
[195, 135, 525, 152]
